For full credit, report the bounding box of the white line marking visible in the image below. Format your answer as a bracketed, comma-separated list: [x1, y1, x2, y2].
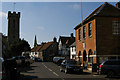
[53, 72, 59, 76]
[48, 68, 52, 71]
[43, 64, 47, 68]
[42, 63, 59, 77]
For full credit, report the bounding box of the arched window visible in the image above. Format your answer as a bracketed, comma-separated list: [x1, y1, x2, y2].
[88, 49, 93, 63]
[83, 50, 87, 61]
[78, 51, 81, 64]
[78, 51, 81, 57]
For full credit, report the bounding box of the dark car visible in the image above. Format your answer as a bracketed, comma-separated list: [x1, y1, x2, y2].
[60, 59, 83, 74]
[99, 59, 120, 77]
[12, 56, 25, 66]
[56, 59, 65, 66]
[53, 57, 65, 63]
[35, 57, 42, 62]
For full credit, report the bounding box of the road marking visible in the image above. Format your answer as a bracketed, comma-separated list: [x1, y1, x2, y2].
[48, 68, 52, 71]
[43, 64, 47, 68]
[42, 63, 59, 77]
[53, 72, 59, 76]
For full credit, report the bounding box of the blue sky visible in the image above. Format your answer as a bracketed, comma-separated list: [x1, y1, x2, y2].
[1, 2, 116, 48]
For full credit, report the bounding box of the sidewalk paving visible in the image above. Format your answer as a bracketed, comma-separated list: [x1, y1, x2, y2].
[83, 69, 99, 75]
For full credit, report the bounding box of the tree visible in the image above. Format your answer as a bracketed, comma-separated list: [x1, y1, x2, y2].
[6, 39, 31, 58]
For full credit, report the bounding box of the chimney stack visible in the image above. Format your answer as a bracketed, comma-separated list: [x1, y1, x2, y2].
[53, 37, 57, 42]
[116, 2, 120, 8]
[70, 33, 74, 38]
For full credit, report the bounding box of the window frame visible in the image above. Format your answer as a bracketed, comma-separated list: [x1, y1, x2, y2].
[78, 29, 81, 41]
[88, 23, 92, 37]
[83, 26, 86, 39]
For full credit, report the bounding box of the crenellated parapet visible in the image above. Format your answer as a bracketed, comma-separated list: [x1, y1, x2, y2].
[8, 11, 20, 18]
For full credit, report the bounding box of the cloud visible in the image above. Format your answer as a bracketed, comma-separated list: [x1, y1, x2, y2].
[72, 4, 80, 10]
[37, 26, 45, 30]
[0, 12, 7, 17]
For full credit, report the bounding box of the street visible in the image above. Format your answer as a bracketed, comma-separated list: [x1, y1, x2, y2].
[20, 62, 120, 80]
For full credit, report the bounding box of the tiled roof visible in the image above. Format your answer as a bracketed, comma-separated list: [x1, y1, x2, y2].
[31, 41, 54, 52]
[31, 45, 42, 52]
[38, 41, 54, 52]
[70, 42, 76, 47]
[59, 36, 75, 47]
[74, 2, 120, 30]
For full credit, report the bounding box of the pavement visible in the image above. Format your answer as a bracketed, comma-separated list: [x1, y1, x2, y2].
[83, 69, 99, 75]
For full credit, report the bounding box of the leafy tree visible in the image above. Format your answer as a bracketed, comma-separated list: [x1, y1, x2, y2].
[6, 39, 31, 58]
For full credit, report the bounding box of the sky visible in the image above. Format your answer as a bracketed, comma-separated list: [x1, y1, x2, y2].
[0, 1, 117, 48]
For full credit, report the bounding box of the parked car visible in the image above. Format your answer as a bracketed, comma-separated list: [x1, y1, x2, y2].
[53, 57, 65, 63]
[60, 59, 83, 74]
[56, 58, 65, 66]
[35, 57, 42, 62]
[24, 56, 34, 64]
[99, 59, 120, 77]
[12, 56, 23, 66]
[12, 56, 30, 67]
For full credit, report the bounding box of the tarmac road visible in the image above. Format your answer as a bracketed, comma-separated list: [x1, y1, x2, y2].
[20, 62, 120, 80]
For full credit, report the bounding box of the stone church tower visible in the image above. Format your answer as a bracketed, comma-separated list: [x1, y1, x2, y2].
[8, 11, 20, 44]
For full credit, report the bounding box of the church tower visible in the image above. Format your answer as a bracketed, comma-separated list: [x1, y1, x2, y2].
[8, 11, 20, 44]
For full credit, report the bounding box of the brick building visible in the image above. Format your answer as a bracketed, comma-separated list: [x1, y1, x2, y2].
[31, 37, 58, 62]
[58, 33, 75, 58]
[74, 2, 120, 71]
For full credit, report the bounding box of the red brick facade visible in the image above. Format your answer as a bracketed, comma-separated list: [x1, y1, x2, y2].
[75, 2, 120, 70]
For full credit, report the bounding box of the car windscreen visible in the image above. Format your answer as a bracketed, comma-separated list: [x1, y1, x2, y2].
[104, 60, 120, 65]
[67, 60, 76, 64]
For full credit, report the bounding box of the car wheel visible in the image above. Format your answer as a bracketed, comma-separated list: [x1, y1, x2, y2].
[65, 68, 68, 74]
[60, 68, 63, 72]
[107, 71, 114, 78]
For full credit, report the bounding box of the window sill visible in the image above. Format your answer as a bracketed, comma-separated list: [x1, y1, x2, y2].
[89, 35, 92, 38]
[83, 38, 86, 40]
[78, 40, 81, 42]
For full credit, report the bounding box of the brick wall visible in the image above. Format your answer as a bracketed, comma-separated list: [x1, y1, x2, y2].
[75, 19, 97, 64]
[96, 17, 120, 56]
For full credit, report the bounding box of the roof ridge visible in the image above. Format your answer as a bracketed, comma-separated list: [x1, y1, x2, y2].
[94, 2, 108, 16]
[74, 2, 120, 30]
